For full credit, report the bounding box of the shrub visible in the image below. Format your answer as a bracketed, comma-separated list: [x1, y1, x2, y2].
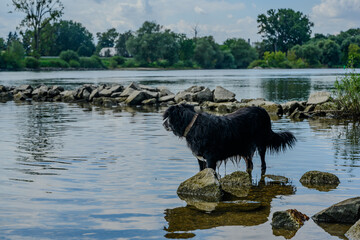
[123, 58, 139, 68]
[109, 58, 118, 69]
[59, 50, 80, 62]
[69, 60, 80, 68]
[156, 59, 170, 68]
[334, 63, 360, 116]
[24, 57, 40, 69]
[39, 59, 69, 68]
[111, 56, 125, 65]
[79, 56, 104, 69]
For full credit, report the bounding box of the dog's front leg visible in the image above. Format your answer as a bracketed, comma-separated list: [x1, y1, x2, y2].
[245, 156, 253, 175]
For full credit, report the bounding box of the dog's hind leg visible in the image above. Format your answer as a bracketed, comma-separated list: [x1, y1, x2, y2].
[206, 158, 217, 171]
[259, 147, 267, 175]
[244, 156, 253, 174]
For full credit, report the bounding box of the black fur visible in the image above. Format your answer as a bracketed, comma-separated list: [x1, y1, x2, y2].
[163, 104, 296, 174]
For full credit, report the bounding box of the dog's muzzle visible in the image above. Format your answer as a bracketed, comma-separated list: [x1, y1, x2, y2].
[163, 117, 171, 131]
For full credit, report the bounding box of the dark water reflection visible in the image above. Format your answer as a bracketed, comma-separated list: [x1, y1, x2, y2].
[0, 69, 360, 239]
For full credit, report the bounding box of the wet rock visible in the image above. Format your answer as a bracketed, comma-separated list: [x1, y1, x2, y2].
[312, 197, 360, 223]
[272, 209, 309, 230]
[32, 85, 49, 98]
[120, 87, 136, 97]
[314, 102, 339, 111]
[213, 86, 236, 102]
[14, 84, 32, 94]
[246, 99, 283, 116]
[282, 101, 304, 115]
[194, 87, 213, 103]
[186, 85, 205, 93]
[125, 90, 151, 105]
[0, 91, 13, 101]
[60, 90, 76, 102]
[177, 168, 223, 202]
[346, 219, 360, 240]
[262, 175, 289, 184]
[142, 98, 157, 105]
[99, 85, 123, 97]
[14, 92, 27, 101]
[307, 91, 331, 105]
[143, 90, 159, 99]
[0, 85, 7, 92]
[158, 86, 174, 97]
[219, 171, 251, 197]
[159, 94, 175, 103]
[289, 109, 310, 120]
[89, 89, 100, 101]
[138, 84, 157, 92]
[174, 90, 194, 103]
[304, 104, 315, 113]
[300, 171, 340, 189]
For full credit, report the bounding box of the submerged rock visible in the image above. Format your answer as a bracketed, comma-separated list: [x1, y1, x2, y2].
[300, 171, 340, 191]
[177, 168, 223, 202]
[272, 209, 309, 230]
[312, 197, 360, 223]
[219, 171, 251, 197]
[346, 219, 360, 240]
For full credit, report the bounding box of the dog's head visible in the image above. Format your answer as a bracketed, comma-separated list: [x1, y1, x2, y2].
[163, 104, 196, 137]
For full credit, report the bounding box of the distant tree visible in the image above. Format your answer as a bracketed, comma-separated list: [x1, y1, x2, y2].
[0, 37, 6, 50]
[193, 36, 223, 69]
[6, 32, 20, 47]
[11, 0, 64, 55]
[115, 31, 133, 57]
[96, 28, 119, 54]
[178, 34, 195, 61]
[52, 20, 95, 56]
[224, 38, 258, 68]
[257, 8, 314, 52]
[126, 21, 180, 64]
[340, 36, 360, 63]
[2, 40, 25, 69]
[317, 39, 341, 67]
[291, 43, 321, 66]
[348, 43, 360, 67]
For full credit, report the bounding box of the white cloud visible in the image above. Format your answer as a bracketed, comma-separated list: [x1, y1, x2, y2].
[311, 0, 360, 35]
[194, 6, 206, 14]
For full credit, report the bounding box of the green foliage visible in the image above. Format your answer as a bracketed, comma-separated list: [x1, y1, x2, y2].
[257, 8, 314, 52]
[291, 43, 321, 66]
[69, 60, 80, 68]
[59, 50, 80, 62]
[126, 21, 180, 65]
[39, 58, 69, 68]
[79, 56, 104, 69]
[348, 43, 360, 67]
[111, 56, 125, 65]
[11, 0, 64, 53]
[1, 40, 25, 70]
[96, 28, 119, 54]
[193, 36, 223, 69]
[334, 64, 360, 115]
[24, 57, 39, 69]
[115, 31, 133, 57]
[224, 38, 258, 68]
[123, 58, 139, 68]
[317, 40, 341, 67]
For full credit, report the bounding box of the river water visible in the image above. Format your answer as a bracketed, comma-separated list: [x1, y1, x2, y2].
[0, 69, 359, 240]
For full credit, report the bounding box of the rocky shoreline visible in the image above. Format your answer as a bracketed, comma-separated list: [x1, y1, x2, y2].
[0, 82, 343, 119]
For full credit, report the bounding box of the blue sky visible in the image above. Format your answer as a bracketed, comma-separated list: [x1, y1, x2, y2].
[1, 0, 360, 43]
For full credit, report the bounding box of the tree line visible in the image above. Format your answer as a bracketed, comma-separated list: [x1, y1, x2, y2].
[1, 0, 360, 70]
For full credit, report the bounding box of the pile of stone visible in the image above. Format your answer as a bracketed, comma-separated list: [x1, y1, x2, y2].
[0, 83, 341, 119]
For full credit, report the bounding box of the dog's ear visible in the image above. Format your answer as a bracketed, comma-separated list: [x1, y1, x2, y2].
[179, 103, 195, 112]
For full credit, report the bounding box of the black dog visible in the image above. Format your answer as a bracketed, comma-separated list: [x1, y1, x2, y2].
[163, 104, 296, 174]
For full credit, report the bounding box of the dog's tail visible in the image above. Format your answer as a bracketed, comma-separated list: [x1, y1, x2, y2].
[267, 131, 296, 153]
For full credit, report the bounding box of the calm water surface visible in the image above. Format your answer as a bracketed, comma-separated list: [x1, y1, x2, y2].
[0, 69, 360, 240]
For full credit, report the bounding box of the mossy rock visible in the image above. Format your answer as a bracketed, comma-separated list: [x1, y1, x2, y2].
[300, 171, 340, 191]
[220, 171, 251, 197]
[177, 168, 223, 202]
[314, 102, 339, 111]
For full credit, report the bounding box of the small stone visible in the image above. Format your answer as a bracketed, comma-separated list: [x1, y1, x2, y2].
[272, 209, 309, 230]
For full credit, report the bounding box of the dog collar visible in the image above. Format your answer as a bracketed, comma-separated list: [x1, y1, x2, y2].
[183, 114, 198, 137]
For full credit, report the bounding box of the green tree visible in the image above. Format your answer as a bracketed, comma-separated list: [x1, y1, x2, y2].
[96, 28, 119, 54]
[318, 39, 341, 67]
[0, 38, 5, 51]
[115, 31, 133, 57]
[348, 44, 360, 67]
[3, 40, 25, 69]
[126, 21, 180, 65]
[224, 38, 258, 68]
[11, 0, 64, 55]
[291, 43, 321, 66]
[193, 36, 223, 69]
[178, 35, 195, 61]
[257, 8, 314, 52]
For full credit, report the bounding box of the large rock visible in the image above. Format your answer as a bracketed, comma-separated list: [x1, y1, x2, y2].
[300, 171, 340, 191]
[125, 90, 151, 105]
[194, 87, 213, 103]
[312, 197, 360, 223]
[159, 94, 175, 103]
[307, 91, 331, 105]
[158, 86, 174, 97]
[60, 90, 76, 102]
[174, 90, 194, 103]
[346, 219, 360, 240]
[99, 85, 123, 97]
[14, 84, 32, 94]
[177, 168, 223, 202]
[282, 101, 304, 115]
[219, 171, 251, 197]
[245, 99, 283, 116]
[213, 86, 236, 102]
[272, 209, 309, 230]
